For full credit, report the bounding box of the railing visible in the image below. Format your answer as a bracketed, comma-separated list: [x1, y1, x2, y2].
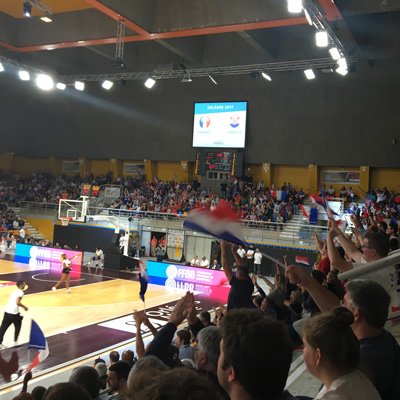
[338, 250, 400, 320]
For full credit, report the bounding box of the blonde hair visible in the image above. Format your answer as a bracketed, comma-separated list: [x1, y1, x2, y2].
[274, 273, 286, 292]
[60, 253, 67, 260]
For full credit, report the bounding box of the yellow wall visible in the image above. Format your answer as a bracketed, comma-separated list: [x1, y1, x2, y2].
[10, 156, 49, 177]
[91, 159, 111, 176]
[24, 218, 55, 241]
[156, 162, 189, 182]
[272, 165, 309, 190]
[371, 168, 400, 191]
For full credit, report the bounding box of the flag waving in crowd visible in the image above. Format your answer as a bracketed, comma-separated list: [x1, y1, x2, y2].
[26, 320, 49, 372]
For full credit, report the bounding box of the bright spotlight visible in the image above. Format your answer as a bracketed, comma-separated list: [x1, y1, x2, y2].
[315, 30, 329, 47]
[36, 74, 54, 91]
[337, 57, 347, 70]
[329, 47, 341, 60]
[56, 82, 66, 90]
[336, 67, 348, 76]
[75, 81, 85, 91]
[19, 70, 30, 81]
[0, 62, 4, 72]
[23, 2, 32, 17]
[304, 69, 315, 80]
[287, 0, 303, 13]
[144, 78, 156, 89]
[102, 80, 113, 90]
[40, 16, 52, 23]
[261, 72, 272, 81]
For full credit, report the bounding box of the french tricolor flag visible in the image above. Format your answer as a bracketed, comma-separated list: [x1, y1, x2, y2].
[295, 256, 310, 267]
[183, 200, 246, 246]
[25, 320, 49, 372]
[153, 177, 159, 184]
[233, 178, 238, 185]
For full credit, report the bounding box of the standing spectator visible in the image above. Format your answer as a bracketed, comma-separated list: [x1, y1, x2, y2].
[245, 245, 254, 273]
[236, 245, 246, 260]
[155, 243, 165, 263]
[253, 248, 263, 275]
[19, 227, 26, 244]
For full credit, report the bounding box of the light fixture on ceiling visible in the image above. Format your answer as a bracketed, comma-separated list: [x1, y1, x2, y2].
[208, 75, 218, 85]
[287, 0, 303, 14]
[19, 70, 30, 81]
[23, 2, 32, 17]
[261, 72, 272, 81]
[303, 8, 313, 25]
[75, 81, 85, 91]
[337, 57, 347, 70]
[36, 74, 54, 90]
[56, 82, 66, 90]
[0, 62, 4, 72]
[304, 69, 315, 80]
[181, 74, 192, 83]
[315, 30, 329, 47]
[40, 15, 52, 23]
[102, 80, 114, 90]
[329, 47, 341, 60]
[144, 78, 156, 89]
[335, 67, 348, 76]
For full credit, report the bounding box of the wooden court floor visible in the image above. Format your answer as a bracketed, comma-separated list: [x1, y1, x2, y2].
[0, 259, 184, 347]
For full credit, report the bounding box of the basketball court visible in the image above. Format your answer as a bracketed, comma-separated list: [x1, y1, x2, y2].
[0, 253, 227, 392]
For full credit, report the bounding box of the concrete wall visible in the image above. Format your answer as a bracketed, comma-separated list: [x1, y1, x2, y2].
[1, 61, 400, 167]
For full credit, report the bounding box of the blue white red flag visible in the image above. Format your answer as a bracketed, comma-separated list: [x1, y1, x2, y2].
[183, 200, 246, 246]
[318, 185, 338, 218]
[26, 320, 49, 372]
[153, 177, 159, 184]
[299, 205, 318, 225]
[295, 256, 310, 267]
[233, 178, 238, 185]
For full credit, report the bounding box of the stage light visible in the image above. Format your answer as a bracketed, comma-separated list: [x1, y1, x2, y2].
[336, 67, 348, 76]
[144, 78, 156, 89]
[19, 70, 30, 81]
[56, 82, 66, 90]
[304, 9, 313, 25]
[102, 80, 113, 90]
[0, 62, 4, 72]
[287, 0, 303, 13]
[208, 75, 218, 85]
[23, 2, 32, 17]
[261, 72, 271, 81]
[40, 16, 52, 23]
[181, 74, 192, 83]
[337, 57, 347, 70]
[304, 69, 315, 80]
[329, 47, 341, 60]
[36, 74, 54, 91]
[75, 81, 85, 91]
[315, 30, 329, 47]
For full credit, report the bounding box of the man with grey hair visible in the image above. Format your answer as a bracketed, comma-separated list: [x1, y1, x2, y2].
[195, 326, 221, 373]
[286, 265, 400, 400]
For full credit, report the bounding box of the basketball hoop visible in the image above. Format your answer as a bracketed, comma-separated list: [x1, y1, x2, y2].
[60, 217, 72, 226]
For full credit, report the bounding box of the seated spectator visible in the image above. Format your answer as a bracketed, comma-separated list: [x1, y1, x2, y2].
[107, 361, 131, 399]
[303, 307, 381, 399]
[109, 350, 119, 365]
[121, 350, 136, 368]
[87, 247, 104, 268]
[218, 308, 298, 400]
[198, 311, 216, 327]
[42, 382, 91, 400]
[175, 329, 195, 361]
[190, 255, 199, 267]
[95, 362, 108, 390]
[69, 366, 101, 400]
[200, 256, 210, 268]
[130, 368, 219, 400]
[210, 260, 221, 270]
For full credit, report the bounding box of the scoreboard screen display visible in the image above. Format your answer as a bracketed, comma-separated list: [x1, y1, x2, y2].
[195, 152, 243, 176]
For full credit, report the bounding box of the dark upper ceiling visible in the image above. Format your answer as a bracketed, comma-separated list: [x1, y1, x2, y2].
[0, 0, 400, 79]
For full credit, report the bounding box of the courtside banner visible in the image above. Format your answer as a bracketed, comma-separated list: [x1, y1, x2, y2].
[146, 261, 229, 287]
[15, 244, 83, 271]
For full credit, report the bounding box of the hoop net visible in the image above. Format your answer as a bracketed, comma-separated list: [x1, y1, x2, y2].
[60, 217, 72, 226]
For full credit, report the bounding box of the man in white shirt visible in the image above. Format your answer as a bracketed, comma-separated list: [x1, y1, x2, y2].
[19, 227, 26, 244]
[0, 280, 28, 349]
[246, 246, 254, 273]
[190, 255, 199, 267]
[200, 256, 209, 268]
[237, 245, 246, 259]
[253, 248, 263, 275]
